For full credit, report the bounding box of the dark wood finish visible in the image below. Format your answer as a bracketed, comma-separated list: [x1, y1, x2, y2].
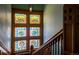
[29, 45, 34, 54]
[32, 29, 63, 55]
[0, 50, 1, 55]
[12, 9, 43, 54]
[64, 4, 79, 54]
[74, 5, 79, 54]
[64, 5, 74, 54]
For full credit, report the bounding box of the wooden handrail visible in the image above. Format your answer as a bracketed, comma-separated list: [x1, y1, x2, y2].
[32, 29, 63, 55]
[0, 41, 10, 55]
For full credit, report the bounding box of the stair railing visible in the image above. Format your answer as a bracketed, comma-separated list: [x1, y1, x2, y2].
[0, 41, 10, 55]
[31, 29, 63, 55]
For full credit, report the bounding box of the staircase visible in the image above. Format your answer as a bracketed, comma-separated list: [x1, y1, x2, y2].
[31, 29, 63, 55]
[0, 29, 63, 55]
[0, 41, 10, 55]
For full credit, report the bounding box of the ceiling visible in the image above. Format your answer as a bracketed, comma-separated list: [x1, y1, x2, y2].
[12, 4, 45, 11]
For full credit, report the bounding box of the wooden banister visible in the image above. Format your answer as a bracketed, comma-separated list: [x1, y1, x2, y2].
[32, 29, 63, 55]
[0, 41, 10, 55]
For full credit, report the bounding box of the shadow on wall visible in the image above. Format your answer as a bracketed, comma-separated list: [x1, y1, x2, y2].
[0, 4, 11, 52]
[43, 4, 63, 43]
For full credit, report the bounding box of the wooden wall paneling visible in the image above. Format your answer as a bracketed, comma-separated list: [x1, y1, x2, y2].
[64, 5, 79, 54]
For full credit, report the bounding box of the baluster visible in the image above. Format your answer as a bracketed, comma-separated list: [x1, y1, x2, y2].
[59, 36, 61, 55]
[61, 34, 63, 54]
[42, 48, 45, 55]
[54, 40, 56, 55]
[0, 50, 2, 55]
[55, 39, 57, 55]
[47, 44, 51, 55]
[52, 41, 54, 55]
[55, 38, 59, 55]
[43, 45, 48, 55]
[0, 50, 1, 55]
[60, 35, 63, 54]
[59, 34, 63, 55]
[56, 37, 59, 55]
[50, 42, 52, 54]
[57, 36, 60, 55]
[40, 49, 42, 55]
[46, 43, 51, 55]
[55, 39, 58, 55]
[53, 41, 54, 55]
[41, 50, 43, 55]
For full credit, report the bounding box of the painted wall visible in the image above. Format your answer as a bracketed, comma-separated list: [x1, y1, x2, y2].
[0, 4, 63, 53]
[0, 4, 11, 52]
[43, 4, 63, 43]
[12, 4, 45, 11]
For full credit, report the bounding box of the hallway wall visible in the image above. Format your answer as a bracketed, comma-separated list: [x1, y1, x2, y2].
[12, 4, 45, 11]
[0, 4, 63, 53]
[0, 4, 11, 52]
[43, 4, 63, 43]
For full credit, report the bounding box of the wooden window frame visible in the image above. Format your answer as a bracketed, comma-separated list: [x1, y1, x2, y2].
[11, 9, 43, 54]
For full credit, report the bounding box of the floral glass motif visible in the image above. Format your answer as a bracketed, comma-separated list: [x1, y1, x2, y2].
[15, 27, 26, 37]
[15, 13, 26, 24]
[30, 27, 40, 36]
[30, 40, 40, 48]
[15, 40, 26, 51]
[30, 15, 40, 24]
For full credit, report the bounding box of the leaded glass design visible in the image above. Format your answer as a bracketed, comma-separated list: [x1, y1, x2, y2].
[15, 40, 26, 51]
[30, 27, 40, 36]
[15, 27, 26, 37]
[30, 15, 40, 24]
[30, 39, 40, 48]
[15, 13, 26, 24]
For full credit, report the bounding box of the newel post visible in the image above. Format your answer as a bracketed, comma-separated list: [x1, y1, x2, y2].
[30, 45, 34, 55]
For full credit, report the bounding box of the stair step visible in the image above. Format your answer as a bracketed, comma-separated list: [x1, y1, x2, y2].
[15, 52, 31, 55]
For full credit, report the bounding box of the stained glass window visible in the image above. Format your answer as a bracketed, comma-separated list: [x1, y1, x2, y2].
[15, 27, 26, 37]
[13, 10, 43, 53]
[30, 15, 40, 24]
[30, 39, 40, 48]
[30, 27, 40, 36]
[15, 40, 26, 51]
[15, 13, 26, 24]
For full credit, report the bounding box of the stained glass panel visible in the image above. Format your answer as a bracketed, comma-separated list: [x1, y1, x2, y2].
[30, 39, 40, 48]
[15, 13, 26, 24]
[30, 27, 40, 36]
[15, 27, 26, 37]
[15, 40, 26, 51]
[30, 15, 40, 24]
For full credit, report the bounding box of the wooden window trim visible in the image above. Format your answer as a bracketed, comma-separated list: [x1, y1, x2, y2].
[11, 8, 43, 54]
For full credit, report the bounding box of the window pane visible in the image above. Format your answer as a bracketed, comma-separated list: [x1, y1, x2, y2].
[15, 13, 26, 24]
[15, 40, 26, 51]
[30, 27, 40, 36]
[15, 27, 26, 37]
[30, 39, 40, 48]
[30, 15, 40, 24]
